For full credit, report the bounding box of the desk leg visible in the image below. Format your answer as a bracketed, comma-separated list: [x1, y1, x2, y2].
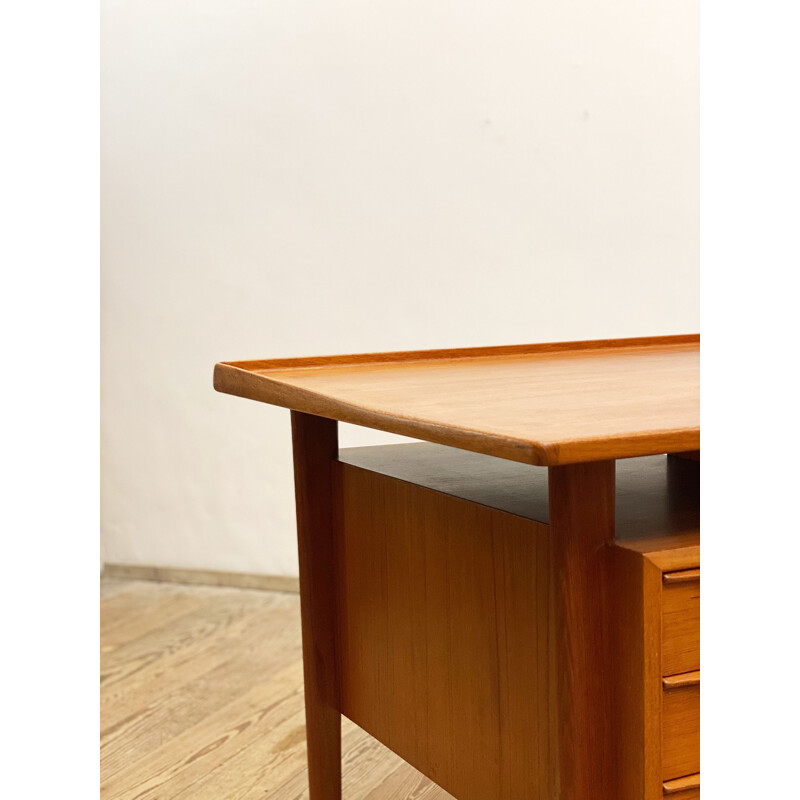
[549, 460, 616, 800]
[291, 411, 341, 799]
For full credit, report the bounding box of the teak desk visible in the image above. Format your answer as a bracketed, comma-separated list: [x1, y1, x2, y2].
[214, 335, 700, 800]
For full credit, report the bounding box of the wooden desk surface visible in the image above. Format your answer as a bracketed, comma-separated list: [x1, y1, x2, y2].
[214, 334, 699, 466]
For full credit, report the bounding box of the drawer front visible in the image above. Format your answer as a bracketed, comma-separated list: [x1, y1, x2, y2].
[662, 570, 700, 675]
[662, 679, 700, 780]
[664, 774, 700, 799]
[664, 789, 699, 800]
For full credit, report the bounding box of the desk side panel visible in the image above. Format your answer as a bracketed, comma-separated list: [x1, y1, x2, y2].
[611, 547, 665, 800]
[334, 462, 555, 800]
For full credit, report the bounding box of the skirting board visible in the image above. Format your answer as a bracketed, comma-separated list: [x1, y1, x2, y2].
[102, 563, 300, 594]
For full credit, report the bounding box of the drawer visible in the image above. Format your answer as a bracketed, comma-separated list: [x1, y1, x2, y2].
[663, 774, 700, 799]
[662, 673, 700, 780]
[664, 789, 699, 799]
[662, 569, 699, 675]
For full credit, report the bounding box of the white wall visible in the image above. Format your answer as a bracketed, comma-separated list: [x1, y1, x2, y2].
[101, 0, 698, 576]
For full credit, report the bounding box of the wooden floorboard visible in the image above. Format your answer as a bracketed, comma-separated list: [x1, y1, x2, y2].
[101, 578, 454, 800]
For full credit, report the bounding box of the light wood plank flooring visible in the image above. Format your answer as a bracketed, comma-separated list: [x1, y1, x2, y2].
[101, 578, 454, 799]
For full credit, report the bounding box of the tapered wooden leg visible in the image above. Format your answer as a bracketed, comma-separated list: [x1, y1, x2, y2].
[549, 460, 616, 800]
[291, 411, 341, 799]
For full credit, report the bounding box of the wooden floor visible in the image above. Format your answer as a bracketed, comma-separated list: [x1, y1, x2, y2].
[101, 578, 454, 800]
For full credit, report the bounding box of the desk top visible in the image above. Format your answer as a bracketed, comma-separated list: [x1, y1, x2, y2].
[214, 334, 699, 466]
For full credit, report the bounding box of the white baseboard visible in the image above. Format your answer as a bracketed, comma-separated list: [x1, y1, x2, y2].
[102, 563, 300, 594]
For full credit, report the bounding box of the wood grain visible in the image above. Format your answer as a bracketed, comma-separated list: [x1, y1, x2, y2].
[100, 580, 208, 640]
[334, 461, 555, 800]
[101, 588, 301, 736]
[215, 335, 699, 465]
[662, 682, 700, 780]
[100, 579, 456, 800]
[611, 546, 645, 800]
[642, 560, 667, 800]
[611, 550, 665, 800]
[101, 590, 272, 697]
[549, 460, 616, 799]
[662, 573, 700, 675]
[291, 411, 342, 799]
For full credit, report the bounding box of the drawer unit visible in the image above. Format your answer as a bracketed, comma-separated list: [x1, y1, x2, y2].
[662, 673, 700, 780]
[611, 455, 699, 800]
[662, 570, 700, 675]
